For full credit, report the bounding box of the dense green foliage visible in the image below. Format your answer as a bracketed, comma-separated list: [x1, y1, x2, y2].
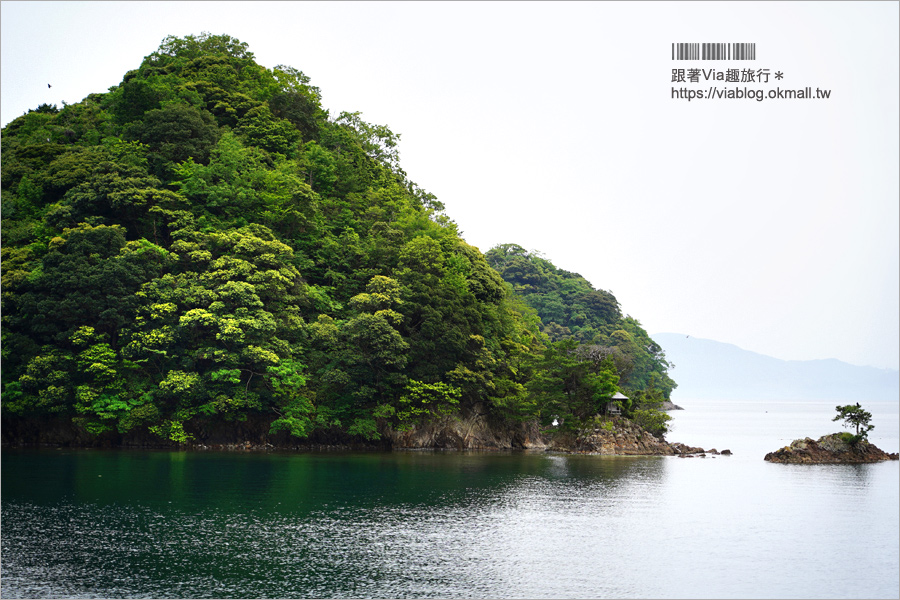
[2, 33, 674, 443]
[485, 244, 676, 399]
[833, 404, 874, 442]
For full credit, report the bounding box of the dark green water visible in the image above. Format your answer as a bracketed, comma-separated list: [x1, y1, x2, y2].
[2, 402, 899, 598]
[3, 450, 661, 598]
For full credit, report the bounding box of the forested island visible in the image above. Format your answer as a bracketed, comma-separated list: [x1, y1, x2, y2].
[1, 33, 680, 452]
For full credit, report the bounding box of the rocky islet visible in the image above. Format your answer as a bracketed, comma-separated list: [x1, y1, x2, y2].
[764, 433, 899, 464]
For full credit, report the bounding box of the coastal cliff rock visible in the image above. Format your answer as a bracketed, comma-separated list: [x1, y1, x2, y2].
[548, 417, 714, 456]
[389, 414, 719, 456]
[764, 434, 900, 464]
[385, 412, 548, 450]
[4, 412, 715, 456]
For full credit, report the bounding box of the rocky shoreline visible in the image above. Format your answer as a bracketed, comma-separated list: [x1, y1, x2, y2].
[764, 433, 899, 464]
[2, 412, 720, 457]
[545, 417, 725, 456]
[360, 413, 723, 456]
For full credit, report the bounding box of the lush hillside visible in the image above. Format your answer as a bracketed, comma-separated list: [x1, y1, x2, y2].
[654, 333, 900, 401]
[486, 244, 677, 399]
[1, 33, 672, 445]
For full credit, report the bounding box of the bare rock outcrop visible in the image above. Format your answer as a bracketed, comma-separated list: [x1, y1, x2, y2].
[385, 412, 548, 450]
[549, 417, 720, 456]
[764, 434, 899, 464]
[389, 414, 722, 456]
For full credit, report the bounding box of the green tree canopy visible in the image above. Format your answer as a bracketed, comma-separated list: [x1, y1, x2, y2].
[1, 33, 676, 446]
[485, 244, 676, 399]
[833, 403, 874, 440]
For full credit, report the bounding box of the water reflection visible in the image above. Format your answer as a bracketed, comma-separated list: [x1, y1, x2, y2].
[2, 450, 669, 598]
[5, 450, 663, 514]
[464, 456, 668, 598]
[2, 449, 897, 599]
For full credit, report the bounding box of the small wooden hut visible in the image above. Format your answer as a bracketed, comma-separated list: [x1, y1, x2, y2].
[608, 392, 629, 415]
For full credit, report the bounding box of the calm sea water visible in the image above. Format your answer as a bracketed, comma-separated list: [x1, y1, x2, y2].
[2, 400, 898, 599]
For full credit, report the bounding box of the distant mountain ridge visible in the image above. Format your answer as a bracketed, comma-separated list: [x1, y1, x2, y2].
[653, 333, 900, 401]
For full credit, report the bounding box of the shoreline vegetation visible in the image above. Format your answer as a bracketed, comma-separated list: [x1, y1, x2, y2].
[2, 33, 680, 452]
[2, 410, 719, 456]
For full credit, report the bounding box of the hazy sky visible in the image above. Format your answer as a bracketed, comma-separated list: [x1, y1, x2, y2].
[2, 1, 898, 370]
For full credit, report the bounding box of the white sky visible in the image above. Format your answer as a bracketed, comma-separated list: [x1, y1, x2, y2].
[2, 1, 898, 370]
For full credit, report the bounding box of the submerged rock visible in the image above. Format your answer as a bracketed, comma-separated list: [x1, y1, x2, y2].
[764, 434, 899, 464]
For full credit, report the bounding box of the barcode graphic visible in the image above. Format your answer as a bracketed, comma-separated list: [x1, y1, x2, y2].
[672, 43, 756, 60]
